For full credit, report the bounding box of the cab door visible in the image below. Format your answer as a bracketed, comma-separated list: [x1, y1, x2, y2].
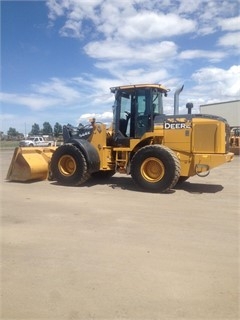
[133, 88, 153, 138]
[113, 88, 154, 146]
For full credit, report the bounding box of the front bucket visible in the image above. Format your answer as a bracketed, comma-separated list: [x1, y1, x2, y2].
[6, 147, 58, 182]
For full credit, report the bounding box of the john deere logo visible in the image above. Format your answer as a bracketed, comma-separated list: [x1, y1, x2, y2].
[164, 121, 191, 129]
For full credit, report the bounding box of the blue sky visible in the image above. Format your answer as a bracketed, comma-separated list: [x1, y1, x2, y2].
[1, 0, 240, 135]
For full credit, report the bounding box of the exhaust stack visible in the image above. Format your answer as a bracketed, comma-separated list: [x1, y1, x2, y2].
[174, 85, 184, 115]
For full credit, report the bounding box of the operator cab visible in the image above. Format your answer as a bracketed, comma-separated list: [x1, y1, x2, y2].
[111, 84, 169, 146]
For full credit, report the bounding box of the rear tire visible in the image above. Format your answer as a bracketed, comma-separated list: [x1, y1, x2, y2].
[50, 144, 90, 185]
[131, 145, 180, 192]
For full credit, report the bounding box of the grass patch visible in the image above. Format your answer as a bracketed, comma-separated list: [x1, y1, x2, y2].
[0, 141, 19, 149]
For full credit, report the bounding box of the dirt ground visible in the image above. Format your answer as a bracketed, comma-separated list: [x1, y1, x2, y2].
[0, 149, 239, 320]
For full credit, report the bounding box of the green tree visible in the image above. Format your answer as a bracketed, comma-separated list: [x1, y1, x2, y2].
[30, 123, 40, 135]
[54, 122, 62, 138]
[42, 122, 53, 135]
[7, 127, 19, 137]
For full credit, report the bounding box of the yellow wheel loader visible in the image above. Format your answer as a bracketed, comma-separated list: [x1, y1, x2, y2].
[7, 84, 234, 192]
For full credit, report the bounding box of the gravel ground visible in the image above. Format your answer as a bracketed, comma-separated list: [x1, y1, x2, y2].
[1, 149, 239, 320]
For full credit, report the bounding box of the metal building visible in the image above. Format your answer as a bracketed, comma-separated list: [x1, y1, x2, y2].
[200, 100, 240, 128]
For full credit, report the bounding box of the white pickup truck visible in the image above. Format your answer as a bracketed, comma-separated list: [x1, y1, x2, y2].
[19, 136, 54, 147]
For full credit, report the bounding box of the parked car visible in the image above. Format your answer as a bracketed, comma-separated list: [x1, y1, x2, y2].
[19, 136, 54, 147]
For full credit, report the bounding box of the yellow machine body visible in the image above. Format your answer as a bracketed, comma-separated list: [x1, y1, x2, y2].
[7, 147, 57, 182]
[86, 118, 234, 177]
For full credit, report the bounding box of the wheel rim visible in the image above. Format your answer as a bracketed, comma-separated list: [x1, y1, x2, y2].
[140, 157, 165, 182]
[58, 155, 77, 176]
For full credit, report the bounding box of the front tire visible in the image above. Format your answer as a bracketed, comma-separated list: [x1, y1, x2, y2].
[131, 145, 180, 192]
[50, 144, 90, 186]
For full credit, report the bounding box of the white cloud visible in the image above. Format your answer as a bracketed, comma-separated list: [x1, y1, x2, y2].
[47, 0, 197, 40]
[0, 75, 116, 116]
[191, 65, 240, 100]
[178, 0, 202, 14]
[46, 0, 68, 20]
[177, 0, 240, 36]
[179, 50, 226, 62]
[0, 92, 61, 111]
[220, 16, 240, 31]
[46, 0, 240, 39]
[78, 111, 113, 125]
[32, 78, 81, 102]
[117, 12, 196, 40]
[84, 40, 178, 62]
[218, 32, 240, 49]
[0, 77, 87, 111]
[60, 20, 82, 38]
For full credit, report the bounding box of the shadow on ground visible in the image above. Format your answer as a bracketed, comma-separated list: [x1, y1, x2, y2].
[174, 181, 224, 194]
[50, 176, 224, 194]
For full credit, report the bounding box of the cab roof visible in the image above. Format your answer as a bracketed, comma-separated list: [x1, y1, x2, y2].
[110, 83, 170, 93]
